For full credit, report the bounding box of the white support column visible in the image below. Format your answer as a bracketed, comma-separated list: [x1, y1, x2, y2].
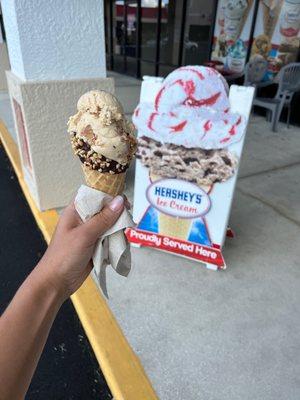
[0, 23, 10, 90]
[1, 0, 114, 210]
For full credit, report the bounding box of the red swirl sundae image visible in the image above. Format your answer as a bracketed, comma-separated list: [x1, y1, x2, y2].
[133, 66, 245, 187]
[133, 66, 246, 240]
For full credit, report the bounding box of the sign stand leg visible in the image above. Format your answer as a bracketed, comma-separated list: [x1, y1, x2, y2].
[226, 226, 235, 238]
[205, 262, 218, 271]
[130, 242, 141, 248]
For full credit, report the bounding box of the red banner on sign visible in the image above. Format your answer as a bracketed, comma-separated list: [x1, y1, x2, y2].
[126, 228, 226, 269]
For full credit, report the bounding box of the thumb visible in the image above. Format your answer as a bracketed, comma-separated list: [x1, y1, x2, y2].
[79, 195, 125, 242]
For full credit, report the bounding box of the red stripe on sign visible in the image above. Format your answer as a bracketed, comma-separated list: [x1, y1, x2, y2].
[169, 120, 187, 132]
[148, 112, 158, 131]
[155, 86, 166, 111]
[126, 228, 225, 268]
[178, 67, 205, 80]
[183, 92, 221, 107]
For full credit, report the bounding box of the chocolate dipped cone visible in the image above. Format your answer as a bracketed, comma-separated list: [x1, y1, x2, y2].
[68, 90, 137, 197]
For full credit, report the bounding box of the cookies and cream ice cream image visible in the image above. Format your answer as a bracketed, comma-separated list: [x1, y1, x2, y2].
[130, 66, 250, 248]
[137, 137, 238, 188]
[68, 90, 137, 196]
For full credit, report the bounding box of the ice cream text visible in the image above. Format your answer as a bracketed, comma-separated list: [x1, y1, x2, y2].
[154, 186, 202, 204]
[147, 178, 211, 219]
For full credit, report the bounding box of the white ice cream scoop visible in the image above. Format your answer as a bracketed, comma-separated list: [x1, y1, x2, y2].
[133, 65, 246, 150]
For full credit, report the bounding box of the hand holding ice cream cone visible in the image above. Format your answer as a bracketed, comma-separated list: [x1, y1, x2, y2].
[67, 90, 137, 295]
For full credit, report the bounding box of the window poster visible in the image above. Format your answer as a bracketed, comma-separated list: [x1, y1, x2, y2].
[250, 0, 300, 81]
[211, 0, 257, 73]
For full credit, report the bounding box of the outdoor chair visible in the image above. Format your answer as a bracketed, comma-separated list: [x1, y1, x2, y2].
[252, 63, 300, 132]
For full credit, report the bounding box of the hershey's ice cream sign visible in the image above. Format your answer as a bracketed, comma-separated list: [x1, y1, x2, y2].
[127, 66, 254, 270]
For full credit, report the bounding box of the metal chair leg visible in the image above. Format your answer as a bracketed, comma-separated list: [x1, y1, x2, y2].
[287, 105, 291, 129]
[271, 107, 279, 132]
[273, 99, 286, 132]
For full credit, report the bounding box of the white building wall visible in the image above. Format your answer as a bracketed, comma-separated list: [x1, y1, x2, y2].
[1, 0, 112, 210]
[1, 1, 24, 79]
[0, 42, 10, 90]
[1, 0, 106, 81]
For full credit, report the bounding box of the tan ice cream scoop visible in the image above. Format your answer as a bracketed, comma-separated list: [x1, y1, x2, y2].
[68, 90, 136, 165]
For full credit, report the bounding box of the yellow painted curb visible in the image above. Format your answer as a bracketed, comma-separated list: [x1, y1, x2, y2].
[0, 120, 158, 400]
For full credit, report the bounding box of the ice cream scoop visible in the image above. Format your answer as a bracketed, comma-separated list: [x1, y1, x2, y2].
[136, 136, 238, 186]
[68, 90, 137, 196]
[133, 66, 246, 150]
[68, 90, 136, 165]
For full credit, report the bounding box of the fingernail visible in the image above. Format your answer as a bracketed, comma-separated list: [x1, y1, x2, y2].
[108, 195, 124, 211]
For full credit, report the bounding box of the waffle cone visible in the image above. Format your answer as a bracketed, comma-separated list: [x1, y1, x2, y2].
[150, 174, 191, 240]
[82, 164, 126, 196]
[262, 0, 283, 38]
[158, 214, 192, 240]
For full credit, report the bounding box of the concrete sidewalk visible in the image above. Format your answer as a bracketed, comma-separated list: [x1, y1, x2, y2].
[109, 72, 300, 400]
[107, 122, 300, 399]
[1, 73, 300, 399]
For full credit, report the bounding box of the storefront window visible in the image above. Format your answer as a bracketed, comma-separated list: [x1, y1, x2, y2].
[105, 0, 217, 78]
[140, 60, 156, 76]
[140, 0, 159, 61]
[183, 0, 215, 65]
[112, 0, 125, 73]
[126, 1, 138, 76]
[159, 0, 182, 66]
[125, 1, 138, 58]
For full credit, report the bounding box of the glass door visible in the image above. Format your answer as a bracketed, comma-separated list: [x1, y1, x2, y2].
[125, 0, 139, 76]
[105, 0, 219, 78]
[183, 0, 216, 66]
[112, 0, 126, 73]
[158, 0, 183, 76]
[111, 0, 139, 76]
[140, 0, 159, 76]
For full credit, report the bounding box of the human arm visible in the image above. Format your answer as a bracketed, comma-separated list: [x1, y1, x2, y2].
[0, 195, 125, 400]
